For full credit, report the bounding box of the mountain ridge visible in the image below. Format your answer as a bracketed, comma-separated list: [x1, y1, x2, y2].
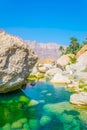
[25, 40, 66, 60]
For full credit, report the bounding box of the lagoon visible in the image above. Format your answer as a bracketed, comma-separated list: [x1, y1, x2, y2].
[0, 82, 87, 130]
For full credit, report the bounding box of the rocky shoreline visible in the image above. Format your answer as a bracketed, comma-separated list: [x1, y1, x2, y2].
[29, 49, 87, 106]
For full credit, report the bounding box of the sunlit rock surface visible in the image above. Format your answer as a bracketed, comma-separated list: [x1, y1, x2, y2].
[0, 31, 38, 93]
[70, 92, 87, 105]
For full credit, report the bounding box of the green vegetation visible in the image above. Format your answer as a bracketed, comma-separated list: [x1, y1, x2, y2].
[66, 56, 77, 66]
[27, 74, 45, 82]
[79, 80, 87, 92]
[64, 37, 87, 55]
[64, 37, 80, 55]
[27, 74, 37, 82]
[68, 56, 77, 65]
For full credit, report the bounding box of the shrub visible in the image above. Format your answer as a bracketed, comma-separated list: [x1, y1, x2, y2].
[27, 74, 44, 82]
[79, 81, 87, 92]
[69, 56, 77, 64]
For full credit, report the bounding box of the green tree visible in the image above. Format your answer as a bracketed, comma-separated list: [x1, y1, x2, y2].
[64, 37, 80, 54]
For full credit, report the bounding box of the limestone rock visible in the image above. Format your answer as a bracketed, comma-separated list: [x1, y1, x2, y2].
[0, 31, 38, 93]
[37, 65, 49, 73]
[76, 45, 87, 58]
[50, 73, 71, 84]
[57, 54, 75, 68]
[73, 72, 87, 81]
[70, 92, 87, 105]
[45, 68, 62, 77]
[37, 59, 55, 73]
[65, 64, 76, 74]
[76, 51, 87, 72]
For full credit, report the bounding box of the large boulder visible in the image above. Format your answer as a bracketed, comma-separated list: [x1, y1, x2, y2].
[0, 31, 38, 93]
[70, 92, 87, 105]
[50, 72, 71, 84]
[65, 51, 87, 81]
[73, 72, 87, 81]
[76, 51, 87, 72]
[57, 54, 75, 69]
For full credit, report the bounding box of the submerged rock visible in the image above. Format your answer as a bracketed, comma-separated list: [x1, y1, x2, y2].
[11, 121, 23, 129]
[29, 119, 39, 130]
[18, 118, 28, 124]
[28, 99, 39, 107]
[70, 92, 87, 105]
[19, 96, 30, 103]
[46, 93, 52, 96]
[43, 102, 73, 115]
[40, 115, 51, 126]
[2, 123, 11, 130]
[43, 101, 82, 129]
[39, 100, 45, 104]
[61, 113, 73, 123]
[23, 123, 30, 130]
[0, 31, 38, 93]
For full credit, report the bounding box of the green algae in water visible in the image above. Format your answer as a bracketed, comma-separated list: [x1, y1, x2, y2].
[0, 90, 38, 129]
[0, 82, 87, 130]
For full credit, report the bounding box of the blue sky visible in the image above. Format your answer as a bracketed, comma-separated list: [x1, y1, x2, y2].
[0, 0, 87, 45]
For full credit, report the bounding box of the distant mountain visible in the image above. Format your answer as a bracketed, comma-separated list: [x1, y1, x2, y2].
[25, 40, 66, 60]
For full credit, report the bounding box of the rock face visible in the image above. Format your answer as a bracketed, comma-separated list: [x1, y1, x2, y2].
[70, 92, 87, 105]
[25, 41, 66, 60]
[0, 31, 38, 93]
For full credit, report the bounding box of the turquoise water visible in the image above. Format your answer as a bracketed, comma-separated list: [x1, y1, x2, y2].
[0, 82, 87, 130]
